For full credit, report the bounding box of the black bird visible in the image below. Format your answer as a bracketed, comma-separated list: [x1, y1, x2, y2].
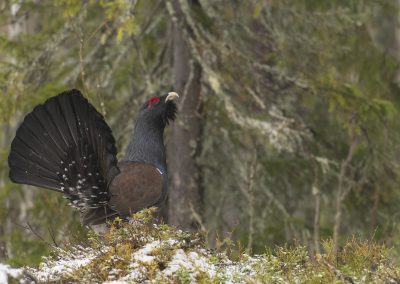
[8, 89, 179, 230]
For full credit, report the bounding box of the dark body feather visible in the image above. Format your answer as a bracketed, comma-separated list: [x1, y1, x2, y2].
[8, 89, 177, 227]
[109, 162, 163, 216]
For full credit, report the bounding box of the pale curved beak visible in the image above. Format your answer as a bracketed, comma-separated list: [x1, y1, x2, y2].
[165, 92, 179, 102]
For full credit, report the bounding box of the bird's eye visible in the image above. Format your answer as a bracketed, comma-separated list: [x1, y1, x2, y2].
[147, 96, 161, 108]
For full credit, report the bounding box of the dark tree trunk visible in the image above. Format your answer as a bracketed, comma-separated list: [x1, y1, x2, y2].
[166, 1, 203, 230]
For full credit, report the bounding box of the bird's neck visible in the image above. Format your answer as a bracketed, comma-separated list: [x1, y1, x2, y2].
[123, 117, 167, 173]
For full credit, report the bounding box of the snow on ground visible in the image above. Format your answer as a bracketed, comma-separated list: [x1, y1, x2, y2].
[21, 236, 262, 283]
[133, 239, 176, 263]
[0, 263, 23, 283]
[163, 249, 216, 279]
[29, 245, 100, 282]
[2, 213, 397, 283]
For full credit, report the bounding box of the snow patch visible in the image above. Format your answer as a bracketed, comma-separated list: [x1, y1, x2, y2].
[0, 263, 23, 283]
[132, 240, 161, 263]
[162, 249, 217, 281]
[32, 247, 99, 282]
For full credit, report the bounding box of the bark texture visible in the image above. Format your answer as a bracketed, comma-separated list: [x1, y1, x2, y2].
[166, 0, 203, 230]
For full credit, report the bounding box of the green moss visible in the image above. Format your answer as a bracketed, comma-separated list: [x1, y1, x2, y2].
[21, 209, 400, 283]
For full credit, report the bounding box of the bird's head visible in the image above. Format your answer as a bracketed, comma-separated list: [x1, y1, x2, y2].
[138, 92, 179, 127]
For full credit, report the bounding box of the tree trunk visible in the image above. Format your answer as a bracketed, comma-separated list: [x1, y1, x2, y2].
[333, 127, 357, 252]
[166, 1, 203, 230]
[312, 184, 321, 254]
[394, 0, 400, 84]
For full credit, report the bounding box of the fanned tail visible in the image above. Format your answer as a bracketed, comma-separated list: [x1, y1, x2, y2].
[8, 89, 120, 212]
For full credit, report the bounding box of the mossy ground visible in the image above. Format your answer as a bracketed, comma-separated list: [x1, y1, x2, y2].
[4, 208, 400, 283]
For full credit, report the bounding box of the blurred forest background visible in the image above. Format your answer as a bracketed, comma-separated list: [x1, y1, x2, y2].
[1, 0, 400, 266]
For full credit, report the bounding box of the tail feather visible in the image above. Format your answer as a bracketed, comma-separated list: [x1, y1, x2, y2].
[10, 168, 61, 191]
[17, 120, 63, 164]
[10, 150, 57, 179]
[8, 89, 119, 211]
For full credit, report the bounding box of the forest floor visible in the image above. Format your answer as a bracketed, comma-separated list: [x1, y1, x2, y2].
[2, 208, 400, 283]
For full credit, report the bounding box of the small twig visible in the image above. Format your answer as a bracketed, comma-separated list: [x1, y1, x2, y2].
[333, 119, 358, 252]
[67, 5, 88, 93]
[79, 35, 87, 93]
[311, 159, 321, 255]
[26, 223, 53, 248]
[189, 202, 206, 233]
[86, 20, 110, 43]
[10, 220, 54, 248]
[239, 147, 257, 253]
[132, 36, 154, 93]
[322, 258, 355, 284]
[48, 226, 59, 247]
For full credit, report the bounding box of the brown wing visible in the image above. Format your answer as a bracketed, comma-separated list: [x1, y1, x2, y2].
[108, 162, 163, 217]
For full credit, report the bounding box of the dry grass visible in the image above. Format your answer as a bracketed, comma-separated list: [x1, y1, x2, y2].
[4, 208, 397, 283]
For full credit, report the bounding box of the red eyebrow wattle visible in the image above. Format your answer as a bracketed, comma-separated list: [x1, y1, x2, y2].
[148, 96, 160, 107]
